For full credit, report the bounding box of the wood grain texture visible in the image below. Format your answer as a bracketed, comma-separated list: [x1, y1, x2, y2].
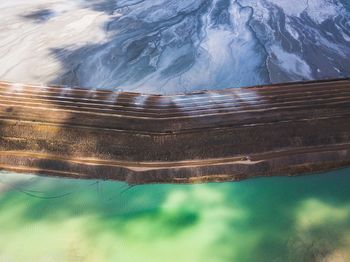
[0, 78, 350, 184]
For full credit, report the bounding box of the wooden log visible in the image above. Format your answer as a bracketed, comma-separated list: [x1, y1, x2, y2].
[0, 78, 349, 184]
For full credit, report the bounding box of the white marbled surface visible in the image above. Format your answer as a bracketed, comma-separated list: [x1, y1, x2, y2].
[0, 0, 349, 94]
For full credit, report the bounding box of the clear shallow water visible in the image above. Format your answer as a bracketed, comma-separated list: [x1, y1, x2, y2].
[0, 169, 350, 262]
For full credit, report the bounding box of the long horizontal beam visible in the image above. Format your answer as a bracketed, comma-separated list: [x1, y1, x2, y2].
[0, 78, 349, 184]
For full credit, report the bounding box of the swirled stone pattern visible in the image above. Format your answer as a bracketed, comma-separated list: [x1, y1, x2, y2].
[0, 0, 349, 94]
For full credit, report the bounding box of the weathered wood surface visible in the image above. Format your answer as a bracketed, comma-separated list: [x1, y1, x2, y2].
[0, 78, 349, 184]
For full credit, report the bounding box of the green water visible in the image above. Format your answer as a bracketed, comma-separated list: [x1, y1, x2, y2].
[0, 169, 350, 262]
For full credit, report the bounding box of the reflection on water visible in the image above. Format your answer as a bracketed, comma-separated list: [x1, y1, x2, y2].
[0, 169, 350, 262]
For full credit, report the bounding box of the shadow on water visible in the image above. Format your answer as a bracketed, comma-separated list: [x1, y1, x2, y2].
[22, 8, 55, 23]
[45, 0, 272, 93]
[40, 0, 350, 93]
[47, 0, 213, 92]
[0, 168, 350, 261]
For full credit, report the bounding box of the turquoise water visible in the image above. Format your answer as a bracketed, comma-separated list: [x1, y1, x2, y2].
[0, 169, 350, 262]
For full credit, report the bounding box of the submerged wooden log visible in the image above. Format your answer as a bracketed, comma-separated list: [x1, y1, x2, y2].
[0, 78, 349, 184]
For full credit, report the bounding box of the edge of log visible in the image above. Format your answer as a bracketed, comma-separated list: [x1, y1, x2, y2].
[0, 78, 349, 184]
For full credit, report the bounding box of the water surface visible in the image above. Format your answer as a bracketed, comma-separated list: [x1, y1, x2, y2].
[1, 169, 350, 261]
